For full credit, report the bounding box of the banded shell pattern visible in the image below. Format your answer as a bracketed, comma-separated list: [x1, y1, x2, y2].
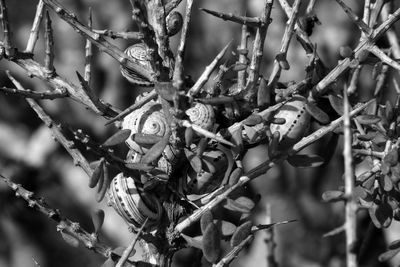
[107, 173, 162, 229]
[121, 43, 154, 86]
[185, 103, 215, 132]
[269, 96, 310, 149]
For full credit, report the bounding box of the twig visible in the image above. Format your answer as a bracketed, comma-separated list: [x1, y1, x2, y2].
[334, 0, 372, 36]
[367, 45, 400, 71]
[188, 40, 232, 96]
[116, 218, 148, 267]
[313, 6, 400, 98]
[264, 203, 278, 267]
[381, 3, 400, 59]
[0, 174, 113, 258]
[352, 149, 384, 159]
[0, 86, 67, 99]
[305, 0, 317, 15]
[0, 0, 13, 56]
[92, 29, 143, 40]
[84, 7, 93, 84]
[181, 120, 235, 147]
[200, 8, 262, 27]
[44, 11, 55, 75]
[343, 88, 357, 267]
[25, 0, 44, 53]
[243, 0, 273, 99]
[267, 0, 301, 87]
[213, 235, 254, 267]
[43, 0, 155, 82]
[172, 0, 194, 90]
[323, 224, 345, 238]
[237, 24, 249, 91]
[105, 90, 157, 125]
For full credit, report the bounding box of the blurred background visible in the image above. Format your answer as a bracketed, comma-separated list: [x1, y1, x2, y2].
[0, 0, 400, 266]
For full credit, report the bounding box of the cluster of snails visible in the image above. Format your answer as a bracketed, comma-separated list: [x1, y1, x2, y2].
[106, 10, 316, 231]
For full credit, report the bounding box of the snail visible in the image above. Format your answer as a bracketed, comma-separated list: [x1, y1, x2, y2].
[107, 173, 163, 229]
[185, 149, 228, 196]
[166, 11, 183, 36]
[120, 43, 154, 86]
[185, 103, 215, 132]
[269, 95, 310, 149]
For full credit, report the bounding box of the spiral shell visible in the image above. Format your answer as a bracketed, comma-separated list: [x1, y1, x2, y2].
[107, 173, 162, 229]
[185, 103, 215, 132]
[120, 43, 154, 86]
[122, 101, 169, 152]
[166, 11, 183, 36]
[269, 96, 310, 149]
[186, 150, 227, 195]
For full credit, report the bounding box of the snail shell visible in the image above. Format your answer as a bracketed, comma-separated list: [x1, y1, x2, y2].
[186, 150, 228, 195]
[107, 173, 162, 229]
[185, 103, 215, 132]
[121, 43, 154, 86]
[269, 96, 310, 149]
[122, 101, 169, 152]
[166, 11, 183, 36]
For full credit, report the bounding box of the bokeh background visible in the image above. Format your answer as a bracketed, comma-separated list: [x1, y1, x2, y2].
[0, 0, 400, 266]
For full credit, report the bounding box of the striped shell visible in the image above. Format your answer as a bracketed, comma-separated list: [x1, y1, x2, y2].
[166, 11, 183, 36]
[107, 173, 162, 229]
[121, 43, 154, 86]
[185, 103, 215, 132]
[269, 96, 310, 149]
[186, 150, 227, 195]
[122, 102, 169, 152]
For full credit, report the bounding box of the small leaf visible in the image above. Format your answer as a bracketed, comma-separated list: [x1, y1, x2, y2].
[142, 133, 171, 164]
[372, 62, 383, 81]
[216, 220, 237, 238]
[386, 100, 394, 122]
[328, 94, 344, 115]
[132, 133, 162, 145]
[89, 158, 105, 188]
[96, 163, 111, 202]
[244, 114, 263, 126]
[60, 231, 79, 247]
[155, 82, 177, 101]
[257, 77, 270, 108]
[356, 114, 381, 124]
[124, 162, 155, 171]
[370, 202, 393, 228]
[380, 175, 394, 192]
[339, 46, 353, 58]
[234, 196, 256, 210]
[102, 129, 131, 147]
[230, 221, 252, 247]
[322, 190, 345, 202]
[184, 148, 202, 173]
[196, 138, 208, 157]
[357, 132, 376, 141]
[271, 117, 286, 124]
[181, 234, 203, 249]
[201, 210, 214, 234]
[384, 149, 398, 167]
[185, 127, 194, 147]
[268, 131, 280, 158]
[202, 223, 221, 263]
[243, 125, 258, 142]
[305, 102, 330, 124]
[287, 154, 324, 168]
[378, 248, 400, 262]
[228, 167, 243, 186]
[357, 49, 369, 63]
[231, 128, 243, 151]
[223, 198, 252, 213]
[232, 63, 247, 72]
[91, 209, 105, 233]
[389, 239, 400, 250]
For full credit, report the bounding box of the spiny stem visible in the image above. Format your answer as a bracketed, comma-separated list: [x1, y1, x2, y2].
[84, 7, 93, 84]
[343, 86, 357, 267]
[92, 29, 143, 40]
[25, 0, 44, 53]
[0, 174, 113, 258]
[188, 40, 232, 97]
[381, 3, 400, 59]
[0, 0, 13, 56]
[0, 86, 67, 99]
[172, 0, 193, 91]
[237, 24, 249, 91]
[116, 218, 149, 267]
[305, 0, 317, 15]
[367, 45, 400, 71]
[200, 8, 262, 27]
[44, 11, 55, 75]
[334, 0, 372, 36]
